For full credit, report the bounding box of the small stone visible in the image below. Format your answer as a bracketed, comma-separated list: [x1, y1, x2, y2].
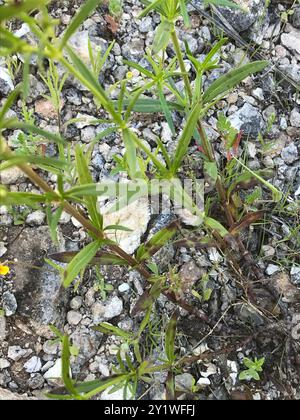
[27, 373, 44, 389]
[42, 340, 59, 355]
[208, 247, 223, 264]
[26, 210, 45, 226]
[0, 67, 14, 95]
[175, 373, 194, 391]
[75, 113, 97, 129]
[2, 292, 17, 317]
[281, 143, 298, 164]
[290, 108, 300, 128]
[281, 28, 300, 55]
[237, 304, 264, 326]
[139, 16, 153, 33]
[8, 347, 30, 362]
[67, 310, 82, 326]
[290, 266, 300, 286]
[101, 197, 150, 254]
[24, 356, 42, 373]
[100, 385, 134, 400]
[197, 377, 211, 387]
[272, 272, 300, 303]
[0, 359, 10, 370]
[0, 242, 7, 258]
[229, 103, 265, 138]
[0, 316, 6, 341]
[70, 296, 83, 310]
[292, 6, 300, 29]
[0, 167, 23, 185]
[179, 261, 202, 289]
[35, 98, 63, 119]
[161, 122, 173, 143]
[43, 358, 63, 381]
[252, 87, 264, 101]
[118, 283, 130, 293]
[81, 126, 96, 143]
[261, 245, 275, 257]
[266, 264, 280, 276]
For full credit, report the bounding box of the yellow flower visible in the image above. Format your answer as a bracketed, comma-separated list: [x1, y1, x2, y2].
[126, 71, 133, 80]
[0, 265, 10, 276]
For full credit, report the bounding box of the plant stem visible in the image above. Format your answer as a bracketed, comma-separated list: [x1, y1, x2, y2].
[171, 30, 192, 103]
[2, 141, 207, 319]
[171, 29, 235, 227]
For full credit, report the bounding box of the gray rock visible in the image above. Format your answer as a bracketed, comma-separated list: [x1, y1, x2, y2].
[118, 283, 130, 293]
[27, 373, 44, 389]
[42, 340, 59, 355]
[7, 227, 68, 325]
[67, 310, 82, 326]
[70, 296, 83, 310]
[281, 28, 300, 55]
[139, 16, 153, 33]
[0, 358, 10, 370]
[70, 326, 102, 368]
[43, 358, 63, 381]
[291, 266, 300, 286]
[24, 356, 42, 373]
[175, 373, 195, 391]
[0, 316, 6, 341]
[0, 167, 24, 185]
[26, 210, 45, 226]
[266, 264, 280, 276]
[0, 67, 14, 96]
[7, 346, 28, 362]
[92, 296, 123, 323]
[237, 304, 264, 326]
[281, 143, 298, 164]
[122, 39, 145, 60]
[0, 387, 36, 400]
[292, 6, 300, 29]
[290, 108, 300, 128]
[27, 75, 46, 102]
[2, 292, 17, 317]
[65, 87, 82, 105]
[215, 0, 266, 32]
[279, 63, 300, 85]
[229, 103, 265, 138]
[0, 242, 7, 257]
[81, 126, 96, 143]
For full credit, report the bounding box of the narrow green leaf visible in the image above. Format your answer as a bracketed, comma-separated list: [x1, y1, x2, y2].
[61, 335, 78, 398]
[205, 0, 243, 9]
[122, 128, 138, 179]
[204, 161, 218, 184]
[46, 205, 63, 244]
[75, 144, 103, 230]
[203, 61, 269, 104]
[63, 240, 101, 287]
[171, 102, 202, 173]
[152, 20, 174, 54]
[93, 323, 132, 340]
[0, 0, 48, 22]
[3, 121, 65, 145]
[118, 98, 184, 113]
[165, 311, 178, 364]
[50, 250, 128, 266]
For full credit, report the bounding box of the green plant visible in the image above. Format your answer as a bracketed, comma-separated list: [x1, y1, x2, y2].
[108, 0, 123, 18]
[239, 357, 265, 381]
[93, 266, 114, 300]
[0, 0, 279, 400]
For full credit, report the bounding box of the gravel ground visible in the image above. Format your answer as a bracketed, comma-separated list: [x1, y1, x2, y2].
[0, 0, 299, 400]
